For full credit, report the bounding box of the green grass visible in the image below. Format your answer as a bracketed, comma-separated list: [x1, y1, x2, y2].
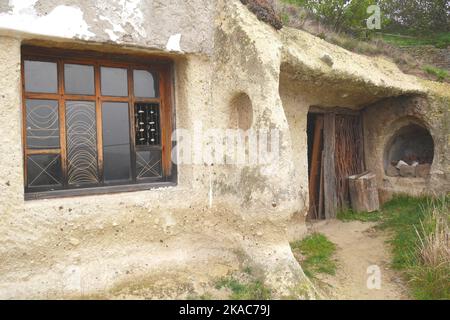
[332, 195, 449, 300]
[291, 233, 337, 278]
[243, 266, 253, 275]
[422, 65, 449, 82]
[337, 208, 382, 222]
[215, 278, 272, 300]
[408, 264, 450, 300]
[379, 196, 429, 269]
[379, 195, 450, 300]
[382, 32, 450, 48]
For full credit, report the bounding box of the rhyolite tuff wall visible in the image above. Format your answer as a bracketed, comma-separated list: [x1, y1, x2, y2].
[0, 0, 448, 299]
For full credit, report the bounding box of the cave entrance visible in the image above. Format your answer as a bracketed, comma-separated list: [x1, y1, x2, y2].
[307, 110, 365, 219]
[384, 123, 434, 178]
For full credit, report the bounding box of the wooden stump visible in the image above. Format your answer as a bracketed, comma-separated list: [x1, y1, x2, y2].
[348, 172, 380, 213]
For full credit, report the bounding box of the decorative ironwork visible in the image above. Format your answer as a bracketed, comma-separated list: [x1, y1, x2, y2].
[135, 103, 161, 146]
[66, 101, 99, 186]
[26, 100, 60, 149]
[136, 151, 162, 179]
[27, 154, 62, 187]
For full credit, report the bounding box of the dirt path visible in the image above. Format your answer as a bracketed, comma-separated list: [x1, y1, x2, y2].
[308, 220, 410, 300]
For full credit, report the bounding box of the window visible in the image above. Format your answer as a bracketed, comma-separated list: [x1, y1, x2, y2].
[21, 47, 175, 199]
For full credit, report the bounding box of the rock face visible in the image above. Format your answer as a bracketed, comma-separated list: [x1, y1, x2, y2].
[0, 0, 448, 300]
[416, 164, 432, 178]
[399, 164, 416, 177]
[396, 160, 409, 169]
[364, 92, 449, 200]
[387, 161, 432, 179]
[386, 165, 400, 177]
[0, 0, 216, 55]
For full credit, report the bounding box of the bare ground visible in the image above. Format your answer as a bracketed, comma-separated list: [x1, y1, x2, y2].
[308, 220, 410, 300]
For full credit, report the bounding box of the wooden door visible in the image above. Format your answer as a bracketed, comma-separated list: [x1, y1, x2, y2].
[308, 112, 365, 219]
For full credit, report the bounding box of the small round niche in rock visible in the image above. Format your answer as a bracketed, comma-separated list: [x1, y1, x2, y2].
[229, 92, 253, 131]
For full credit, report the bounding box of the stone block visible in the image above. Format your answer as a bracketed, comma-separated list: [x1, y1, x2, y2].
[416, 164, 431, 178]
[399, 164, 416, 177]
[386, 165, 399, 177]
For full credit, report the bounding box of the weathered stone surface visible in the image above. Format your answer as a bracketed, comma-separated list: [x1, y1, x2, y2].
[386, 165, 399, 177]
[0, 0, 448, 300]
[0, 0, 216, 55]
[320, 54, 334, 67]
[399, 164, 416, 177]
[416, 164, 431, 178]
[280, 27, 425, 109]
[364, 90, 449, 197]
[396, 160, 409, 169]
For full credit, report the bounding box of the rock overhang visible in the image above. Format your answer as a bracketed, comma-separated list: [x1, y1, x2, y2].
[279, 27, 426, 109]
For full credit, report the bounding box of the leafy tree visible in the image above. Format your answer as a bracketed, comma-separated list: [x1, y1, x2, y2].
[285, 0, 449, 35]
[380, 0, 449, 35]
[285, 0, 377, 32]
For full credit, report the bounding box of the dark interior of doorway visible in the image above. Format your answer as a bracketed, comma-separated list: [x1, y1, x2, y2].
[307, 113, 324, 220]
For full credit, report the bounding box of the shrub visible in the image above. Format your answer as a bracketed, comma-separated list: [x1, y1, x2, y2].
[240, 0, 283, 30]
[423, 65, 449, 82]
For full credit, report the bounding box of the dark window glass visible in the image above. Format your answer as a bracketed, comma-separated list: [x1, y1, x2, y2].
[136, 150, 162, 180]
[27, 154, 62, 188]
[133, 70, 158, 98]
[24, 60, 58, 93]
[26, 99, 60, 149]
[102, 102, 132, 183]
[64, 64, 95, 95]
[101, 67, 128, 96]
[135, 103, 161, 146]
[66, 101, 99, 186]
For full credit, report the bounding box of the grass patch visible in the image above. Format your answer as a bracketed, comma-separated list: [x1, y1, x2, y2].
[186, 293, 213, 300]
[215, 277, 272, 300]
[243, 266, 253, 275]
[291, 233, 337, 278]
[423, 65, 449, 82]
[379, 196, 429, 269]
[382, 32, 450, 48]
[379, 195, 450, 300]
[337, 208, 382, 222]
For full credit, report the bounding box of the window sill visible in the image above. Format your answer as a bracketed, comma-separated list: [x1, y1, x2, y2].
[24, 181, 178, 201]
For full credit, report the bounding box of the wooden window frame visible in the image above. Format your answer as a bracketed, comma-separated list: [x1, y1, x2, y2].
[21, 46, 177, 200]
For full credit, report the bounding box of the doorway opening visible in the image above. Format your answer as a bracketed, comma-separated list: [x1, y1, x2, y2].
[307, 111, 365, 220]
